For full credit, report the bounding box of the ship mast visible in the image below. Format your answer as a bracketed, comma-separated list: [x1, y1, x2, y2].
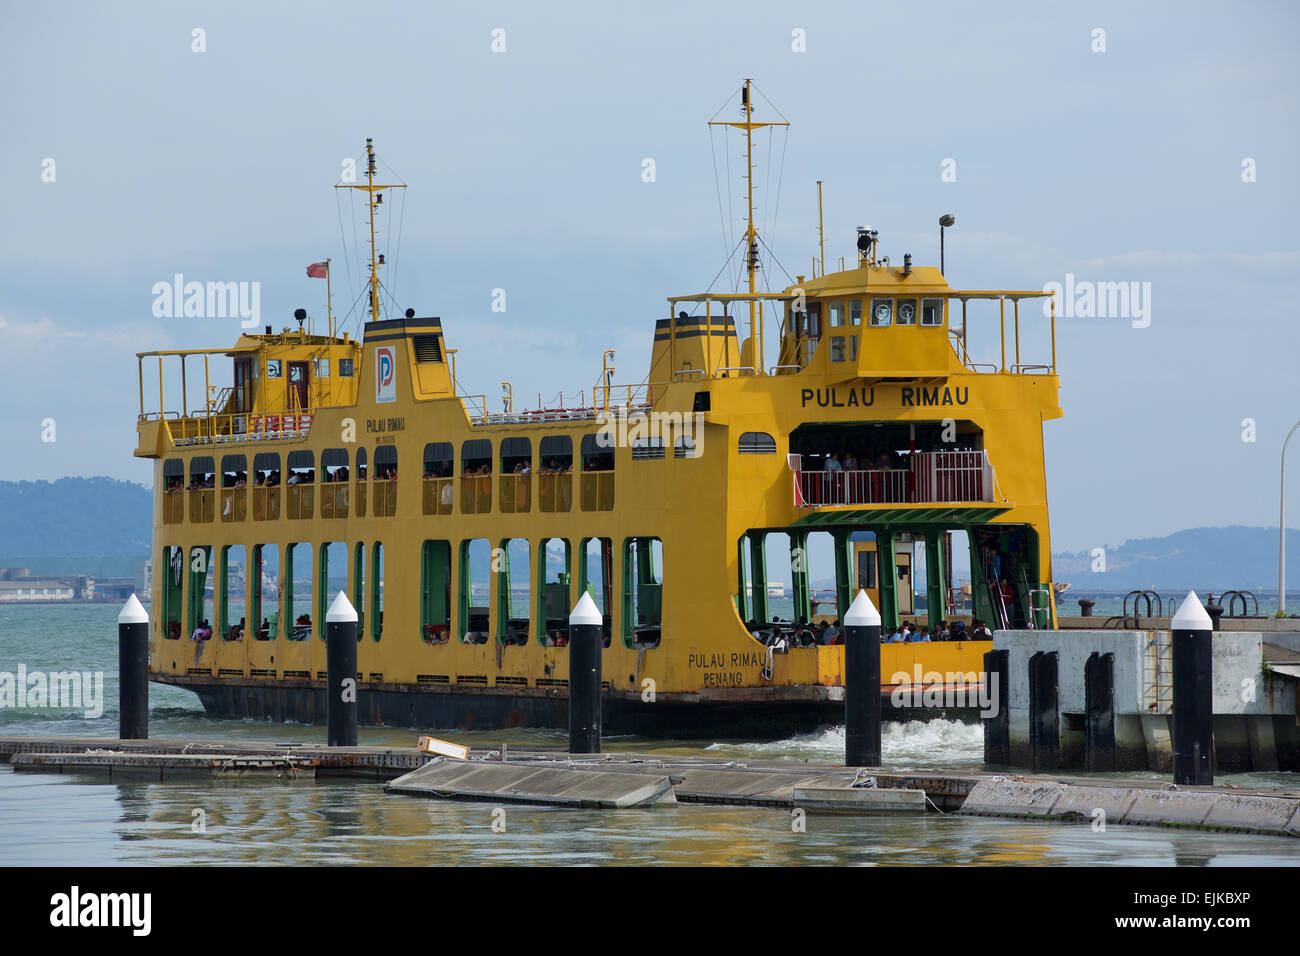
[336, 139, 406, 325]
[709, 80, 788, 330]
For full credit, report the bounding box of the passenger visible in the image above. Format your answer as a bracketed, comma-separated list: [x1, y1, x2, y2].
[913, 626, 932, 643]
[887, 627, 906, 643]
[259, 618, 270, 640]
[824, 451, 842, 472]
[823, 620, 840, 645]
[843, 453, 857, 471]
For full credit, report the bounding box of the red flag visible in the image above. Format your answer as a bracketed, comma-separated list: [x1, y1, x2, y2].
[306, 261, 329, 278]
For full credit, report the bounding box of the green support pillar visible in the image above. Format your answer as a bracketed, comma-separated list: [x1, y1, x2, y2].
[875, 530, 898, 631]
[925, 531, 946, 629]
[749, 533, 769, 623]
[496, 541, 512, 642]
[790, 530, 810, 623]
[833, 528, 852, 621]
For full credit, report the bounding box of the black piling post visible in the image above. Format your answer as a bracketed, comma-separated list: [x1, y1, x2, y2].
[1172, 590, 1214, 785]
[568, 592, 603, 754]
[982, 648, 1010, 764]
[844, 590, 882, 767]
[1084, 651, 1116, 771]
[1028, 650, 1060, 770]
[325, 591, 358, 747]
[118, 594, 149, 740]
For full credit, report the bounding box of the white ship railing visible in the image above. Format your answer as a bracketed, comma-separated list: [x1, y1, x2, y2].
[794, 450, 998, 507]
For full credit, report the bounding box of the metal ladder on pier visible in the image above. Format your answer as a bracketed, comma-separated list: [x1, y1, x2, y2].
[1143, 631, 1173, 714]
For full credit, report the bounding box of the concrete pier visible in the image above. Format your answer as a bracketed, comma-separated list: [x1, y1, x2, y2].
[3, 734, 1297, 837]
[990, 629, 1300, 772]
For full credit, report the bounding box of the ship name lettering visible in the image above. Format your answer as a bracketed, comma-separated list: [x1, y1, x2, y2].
[899, 386, 967, 407]
[800, 387, 875, 409]
[365, 417, 406, 433]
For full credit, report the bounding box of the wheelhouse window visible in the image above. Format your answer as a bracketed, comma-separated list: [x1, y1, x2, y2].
[897, 298, 918, 326]
[828, 301, 844, 328]
[849, 299, 862, 326]
[921, 297, 944, 327]
[870, 297, 892, 327]
[738, 432, 777, 454]
[830, 336, 846, 362]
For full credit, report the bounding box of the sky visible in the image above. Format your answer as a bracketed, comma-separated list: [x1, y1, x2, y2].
[1, 0, 1298, 555]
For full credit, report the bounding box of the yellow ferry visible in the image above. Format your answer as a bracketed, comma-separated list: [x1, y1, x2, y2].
[135, 81, 1061, 736]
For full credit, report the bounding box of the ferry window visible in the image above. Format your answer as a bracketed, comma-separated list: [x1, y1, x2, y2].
[370, 542, 384, 641]
[830, 336, 846, 362]
[287, 450, 315, 484]
[849, 299, 862, 326]
[580, 434, 615, 512]
[921, 298, 944, 327]
[829, 301, 844, 328]
[461, 439, 492, 474]
[315, 359, 329, 377]
[285, 543, 313, 641]
[189, 456, 215, 490]
[423, 442, 454, 478]
[539, 538, 572, 647]
[286, 450, 315, 520]
[459, 538, 491, 644]
[420, 540, 452, 644]
[339, 358, 354, 377]
[500, 437, 531, 473]
[497, 538, 531, 646]
[219, 544, 246, 641]
[897, 298, 918, 326]
[161, 545, 183, 639]
[539, 435, 573, 472]
[356, 447, 366, 515]
[423, 443, 454, 515]
[187, 546, 213, 640]
[870, 298, 892, 327]
[163, 458, 184, 492]
[221, 454, 247, 488]
[255, 543, 279, 639]
[374, 445, 397, 516]
[500, 438, 532, 513]
[806, 303, 821, 338]
[460, 439, 493, 515]
[622, 537, 663, 649]
[352, 542, 365, 639]
[849, 335, 859, 362]
[374, 444, 398, 481]
[267, 359, 282, 379]
[738, 432, 777, 454]
[579, 537, 613, 647]
[321, 449, 349, 518]
[580, 434, 613, 472]
[857, 547, 877, 589]
[253, 452, 280, 486]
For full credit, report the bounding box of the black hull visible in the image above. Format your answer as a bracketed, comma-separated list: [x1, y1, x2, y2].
[157, 675, 976, 740]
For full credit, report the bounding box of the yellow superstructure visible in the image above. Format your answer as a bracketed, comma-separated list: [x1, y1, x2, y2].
[136, 88, 1062, 737]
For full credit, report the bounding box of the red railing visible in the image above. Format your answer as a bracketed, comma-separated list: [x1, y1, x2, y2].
[795, 451, 994, 507]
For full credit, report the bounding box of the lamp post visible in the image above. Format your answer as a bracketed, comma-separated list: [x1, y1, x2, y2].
[1281, 421, 1300, 616]
[939, 214, 955, 275]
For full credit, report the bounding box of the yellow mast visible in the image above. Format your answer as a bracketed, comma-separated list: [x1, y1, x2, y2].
[816, 181, 825, 277]
[336, 139, 406, 326]
[708, 79, 788, 337]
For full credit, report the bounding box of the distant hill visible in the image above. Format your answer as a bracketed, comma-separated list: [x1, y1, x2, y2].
[0, 480, 1292, 594]
[1051, 526, 1295, 592]
[0, 478, 151, 559]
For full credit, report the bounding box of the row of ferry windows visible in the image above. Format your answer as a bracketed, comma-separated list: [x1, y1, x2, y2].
[157, 537, 663, 650]
[160, 432, 776, 523]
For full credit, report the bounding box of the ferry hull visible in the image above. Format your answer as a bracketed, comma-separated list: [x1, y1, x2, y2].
[152, 674, 977, 739]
